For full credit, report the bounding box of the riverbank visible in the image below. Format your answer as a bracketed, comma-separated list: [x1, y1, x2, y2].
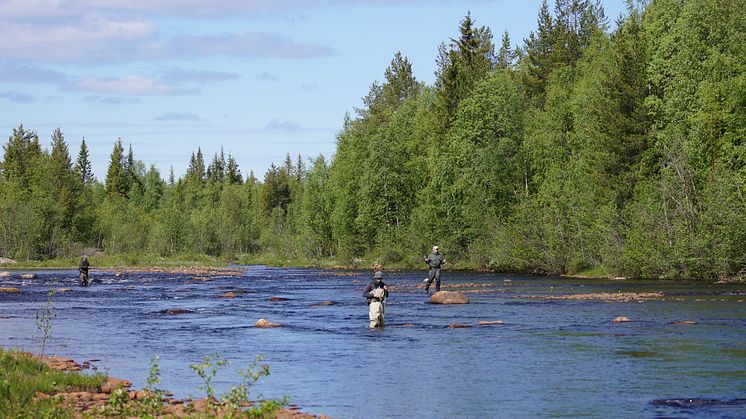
[0, 348, 329, 418]
[3, 252, 745, 283]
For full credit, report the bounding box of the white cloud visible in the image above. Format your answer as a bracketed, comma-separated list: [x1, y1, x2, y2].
[163, 68, 241, 84]
[257, 72, 280, 82]
[0, 0, 485, 19]
[154, 112, 201, 121]
[67, 75, 198, 96]
[265, 118, 301, 131]
[0, 19, 159, 63]
[166, 32, 333, 59]
[0, 90, 36, 102]
[84, 95, 141, 105]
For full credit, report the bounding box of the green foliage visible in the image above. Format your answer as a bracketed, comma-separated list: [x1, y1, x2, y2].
[1, 1, 745, 280]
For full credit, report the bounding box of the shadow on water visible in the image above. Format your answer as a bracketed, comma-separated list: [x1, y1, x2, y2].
[1, 267, 746, 418]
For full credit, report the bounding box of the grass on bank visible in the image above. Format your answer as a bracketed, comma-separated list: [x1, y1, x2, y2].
[0, 348, 106, 417]
[1, 252, 227, 270]
[0, 349, 288, 418]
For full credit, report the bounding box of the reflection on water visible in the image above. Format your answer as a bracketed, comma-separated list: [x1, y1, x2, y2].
[1, 267, 746, 418]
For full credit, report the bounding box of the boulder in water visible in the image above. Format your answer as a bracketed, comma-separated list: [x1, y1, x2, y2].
[612, 316, 632, 323]
[20, 273, 35, 279]
[430, 291, 469, 304]
[255, 318, 281, 328]
[269, 297, 290, 302]
[310, 301, 336, 307]
[479, 320, 504, 326]
[219, 292, 238, 299]
[0, 271, 10, 277]
[0, 287, 21, 293]
[447, 323, 471, 328]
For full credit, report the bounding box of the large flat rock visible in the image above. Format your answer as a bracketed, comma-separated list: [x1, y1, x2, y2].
[430, 291, 469, 304]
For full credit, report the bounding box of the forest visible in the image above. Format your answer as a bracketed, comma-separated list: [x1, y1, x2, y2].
[1, 0, 745, 280]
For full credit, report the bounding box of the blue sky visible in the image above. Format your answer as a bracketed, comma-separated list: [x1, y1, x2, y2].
[0, 0, 627, 180]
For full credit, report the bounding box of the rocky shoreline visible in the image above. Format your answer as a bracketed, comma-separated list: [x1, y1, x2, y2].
[29, 353, 331, 418]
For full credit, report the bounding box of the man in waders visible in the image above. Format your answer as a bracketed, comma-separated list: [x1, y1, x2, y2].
[79, 255, 90, 286]
[363, 271, 389, 328]
[424, 245, 445, 294]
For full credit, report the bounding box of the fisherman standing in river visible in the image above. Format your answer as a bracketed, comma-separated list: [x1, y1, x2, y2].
[424, 245, 446, 294]
[363, 271, 389, 328]
[79, 255, 90, 286]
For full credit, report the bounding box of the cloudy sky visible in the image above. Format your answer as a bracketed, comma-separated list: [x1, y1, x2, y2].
[0, 0, 626, 180]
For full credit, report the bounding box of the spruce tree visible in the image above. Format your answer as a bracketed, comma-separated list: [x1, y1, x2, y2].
[75, 137, 93, 185]
[2, 124, 42, 190]
[497, 30, 514, 69]
[105, 139, 128, 197]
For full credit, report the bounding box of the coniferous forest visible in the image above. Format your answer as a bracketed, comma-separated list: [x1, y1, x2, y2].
[1, 0, 745, 280]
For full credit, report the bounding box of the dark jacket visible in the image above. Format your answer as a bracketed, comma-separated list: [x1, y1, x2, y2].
[363, 280, 388, 305]
[79, 259, 90, 274]
[426, 252, 445, 269]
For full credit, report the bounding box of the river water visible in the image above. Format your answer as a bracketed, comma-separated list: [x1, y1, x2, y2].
[1, 266, 745, 418]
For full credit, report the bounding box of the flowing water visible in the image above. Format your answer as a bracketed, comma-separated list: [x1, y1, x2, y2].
[1, 266, 746, 418]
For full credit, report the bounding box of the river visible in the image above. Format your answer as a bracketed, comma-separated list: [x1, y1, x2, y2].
[1, 266, 745, 418]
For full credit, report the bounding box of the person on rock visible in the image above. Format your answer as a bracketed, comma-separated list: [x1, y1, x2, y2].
[79, 255, 90, 286]
[363, 271, 389, 328]
[424, 245, 446, 294]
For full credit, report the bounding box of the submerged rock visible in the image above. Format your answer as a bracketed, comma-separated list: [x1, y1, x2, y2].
[219, 292, 238, 299]
[255, 318, 281, 328]
[20, 273, 35, 279]
[0, 287, 21, 293]
[479, 320, 504, 326]
[430, 291, 469, 304]
[310, 301, 336, 307]
[160, 309, 195, 315]
[447, 323, 471, 328]
[670, 320, 697, 325]
[269, 297, 290, 302]
[612, 316, 632, 323]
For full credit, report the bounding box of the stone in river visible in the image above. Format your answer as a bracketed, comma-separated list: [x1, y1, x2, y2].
[479, 320, 504, 326]
[255, 318, 281, 328]
[612, 316, 632, 323]
[429, 291, 469, 304]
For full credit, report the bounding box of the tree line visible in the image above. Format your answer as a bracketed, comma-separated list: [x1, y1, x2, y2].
[1, 0, 745, 279]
